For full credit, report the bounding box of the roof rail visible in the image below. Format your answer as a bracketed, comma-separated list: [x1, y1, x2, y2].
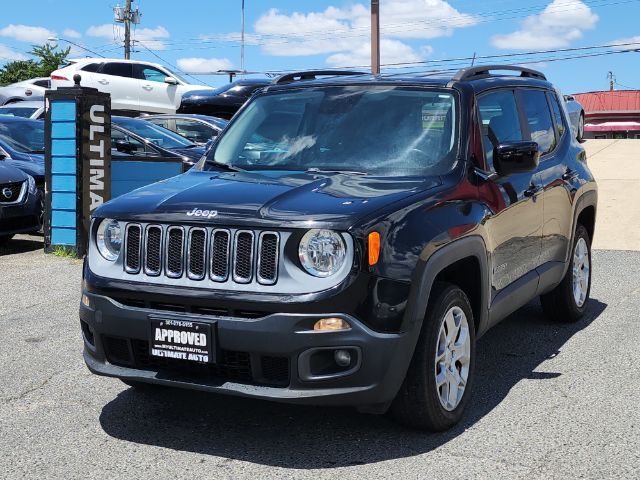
[451, 65, 547, 82]
[272, 70, 367, 85]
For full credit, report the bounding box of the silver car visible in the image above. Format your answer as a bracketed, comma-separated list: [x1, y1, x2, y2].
[564, 95, 585, 142]
[0, 100, 45, 120]
[0, 78, 50, 105]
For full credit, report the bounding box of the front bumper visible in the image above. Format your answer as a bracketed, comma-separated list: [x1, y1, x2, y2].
[0, 190, 41, 236]
[80, 290, 416, 408]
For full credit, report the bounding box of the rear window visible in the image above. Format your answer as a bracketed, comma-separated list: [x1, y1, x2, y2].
[81, 63, 102, 73]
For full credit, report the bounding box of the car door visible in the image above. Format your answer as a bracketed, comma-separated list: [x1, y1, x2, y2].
[95, 62, 139, 112]
[529, 89, 575, 273]
[135, 64, 178, 113]
[477, 89, 544, 308]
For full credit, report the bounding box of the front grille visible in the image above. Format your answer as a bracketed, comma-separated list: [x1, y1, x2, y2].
[0, 181, 25, 204]
[123, 224, 280, 286]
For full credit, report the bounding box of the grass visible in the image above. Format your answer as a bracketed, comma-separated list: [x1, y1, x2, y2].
[51, 245, 78, 258]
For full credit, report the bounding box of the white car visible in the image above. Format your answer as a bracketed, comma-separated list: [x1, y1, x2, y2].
[0, 77, 50, 105]
[0, 100, 45, 119]
[50, 58, 212, 114]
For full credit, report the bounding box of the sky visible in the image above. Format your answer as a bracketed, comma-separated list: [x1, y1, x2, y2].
[0, 0, 639, 93]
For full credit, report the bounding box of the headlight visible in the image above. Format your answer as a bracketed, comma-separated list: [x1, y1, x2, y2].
[96, 218, 122, 261]
[27, 175, 36, 194]
[298, 229, 346, 277]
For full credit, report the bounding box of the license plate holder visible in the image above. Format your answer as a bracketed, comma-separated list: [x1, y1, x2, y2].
[149, 317, 214, 363]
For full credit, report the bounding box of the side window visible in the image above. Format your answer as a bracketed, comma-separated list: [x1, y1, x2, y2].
[548, 92, 566, 139]
[81, 63, 101, 73]
[519, 89, 556, 156]
[101, 63, 134, 78]
[174, 119, 215, 143]
[477, 90, 523, 169]
[33, 79, 50, 88]
[140, 66, 167, 83]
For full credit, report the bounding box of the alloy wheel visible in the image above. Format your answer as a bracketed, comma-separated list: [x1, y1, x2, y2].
[434, 306, 471, 411]
[572, 237, 590, 307]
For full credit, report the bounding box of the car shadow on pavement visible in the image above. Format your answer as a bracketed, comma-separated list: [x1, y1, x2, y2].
[99, 298, 606, 468]
[0, 234, 43, 256]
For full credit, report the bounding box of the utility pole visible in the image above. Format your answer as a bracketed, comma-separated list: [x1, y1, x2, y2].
[608, 71, 615, 91]
[124, 0, 132, 59]
[241, 0, 245, 77]
[371, 0, 380, 74]
[114, 1, 140, 59]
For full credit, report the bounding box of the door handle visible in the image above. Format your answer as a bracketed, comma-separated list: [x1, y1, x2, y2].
[562, 169, 579, 181]
[524, 184, 542, 197]
[142, 85, 153, 91]
[97, 79, 108, 85]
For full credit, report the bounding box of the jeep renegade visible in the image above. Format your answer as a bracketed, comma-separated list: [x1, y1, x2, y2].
[80, 66, 597, 431]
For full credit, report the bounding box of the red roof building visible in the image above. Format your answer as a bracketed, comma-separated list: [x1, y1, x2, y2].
[573, 90, 640, 139]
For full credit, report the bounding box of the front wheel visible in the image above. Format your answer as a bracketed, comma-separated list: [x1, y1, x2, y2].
[540, 224, 591, 322]
[391, 282, 476, 431]
[0, 234, 14, 245]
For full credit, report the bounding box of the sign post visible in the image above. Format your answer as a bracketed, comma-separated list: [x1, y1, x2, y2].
[44, 74, 111, 257]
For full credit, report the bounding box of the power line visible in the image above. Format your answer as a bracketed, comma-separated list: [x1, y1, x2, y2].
[133, 40, 213, 87]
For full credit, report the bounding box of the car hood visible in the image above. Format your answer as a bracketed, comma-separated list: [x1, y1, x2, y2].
[170, 146, 206, 161]
[96, 169, 441, 228]
[5, 153, 44, 181]
[0, 162, 27, 183]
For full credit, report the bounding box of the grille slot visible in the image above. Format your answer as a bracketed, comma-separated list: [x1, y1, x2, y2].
[233, 231, 254, 283]
[166, 227, 185, 278]
[124, 224, 142, 273]
[257, 232, 279, 285]
[123, 224, 280, 286]
[144, 226, 162, 276]
[187, 228, 207, 280]
[210, 229, 230, 282]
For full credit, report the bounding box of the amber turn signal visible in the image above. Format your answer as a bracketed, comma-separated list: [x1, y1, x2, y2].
[368, 231, 381, 266]
[313, 317, 351, 331]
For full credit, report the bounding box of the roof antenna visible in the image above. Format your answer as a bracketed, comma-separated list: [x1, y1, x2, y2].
[471, 52, 476, 66]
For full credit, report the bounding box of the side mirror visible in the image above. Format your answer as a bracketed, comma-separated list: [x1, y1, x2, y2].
[494, 141, 539, 176]
[114, 139, 137, 154]
[164, 76, 178, 85]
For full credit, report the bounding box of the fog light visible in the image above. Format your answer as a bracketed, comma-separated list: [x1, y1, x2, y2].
[313, 317, 351, 331]
[81, 294, 92, 308]
[334, 349, 351, 367]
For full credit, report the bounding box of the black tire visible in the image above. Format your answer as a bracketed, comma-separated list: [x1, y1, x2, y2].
[390, 282, 476, 431]
[540, 224, 591, 323]
[0, 234, 14, 245]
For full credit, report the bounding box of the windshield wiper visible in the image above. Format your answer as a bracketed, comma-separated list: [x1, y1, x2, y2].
[28, 149, 45, 154]
[205, 159, 244, 172]
[306, 167, 367, 176]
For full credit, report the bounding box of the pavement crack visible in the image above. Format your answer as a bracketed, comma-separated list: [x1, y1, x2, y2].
[0, 370, 65, 404]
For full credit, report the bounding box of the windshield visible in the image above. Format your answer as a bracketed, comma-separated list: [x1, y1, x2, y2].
[205, 86, 458, 176]
[0, 120, 44, 153]
[113, 118, 194, 149]
[0, 107, 39, 118]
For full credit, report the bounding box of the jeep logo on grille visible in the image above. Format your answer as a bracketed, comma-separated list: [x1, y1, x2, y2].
[186, 208, 218, 219]
[2, 187, 12, 199]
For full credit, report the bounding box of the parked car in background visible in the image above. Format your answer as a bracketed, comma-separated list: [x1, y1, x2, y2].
[0, 78, 50, 105]
[0, 162, 41, 244]
[177, 79, 269, 119]
[112, 116, 206, 170]
[0, 100, 45, 120]
[564, 95, 585, 142]
[141, 114, 227, 144]
[50, 58, 213, 114]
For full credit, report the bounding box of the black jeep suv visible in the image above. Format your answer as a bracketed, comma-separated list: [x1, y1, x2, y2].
[80, 66, 597, 431]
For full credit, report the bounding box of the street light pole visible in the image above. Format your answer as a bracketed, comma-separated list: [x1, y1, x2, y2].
[371, 0, 380, 74]
[241, 0, 245, 77]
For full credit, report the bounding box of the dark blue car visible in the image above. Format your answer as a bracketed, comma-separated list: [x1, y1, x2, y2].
[0, 162, 41, 243]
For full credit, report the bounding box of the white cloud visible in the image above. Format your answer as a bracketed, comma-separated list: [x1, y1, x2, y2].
[247, 0, 477, 67]
[176, 57, 234, 73]
[0, 24, 56, 44]
[0, 44, 28, 61]
[491, 0, 598, 50]
[86, 24, 170, 50]
[63, 29, 82, 39]
[611, 35, 640, 50]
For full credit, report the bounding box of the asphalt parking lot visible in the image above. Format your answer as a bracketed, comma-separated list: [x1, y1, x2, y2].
[1, 140, 639, 479]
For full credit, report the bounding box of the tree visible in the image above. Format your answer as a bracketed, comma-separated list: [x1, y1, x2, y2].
[0, 44, 70, 86]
